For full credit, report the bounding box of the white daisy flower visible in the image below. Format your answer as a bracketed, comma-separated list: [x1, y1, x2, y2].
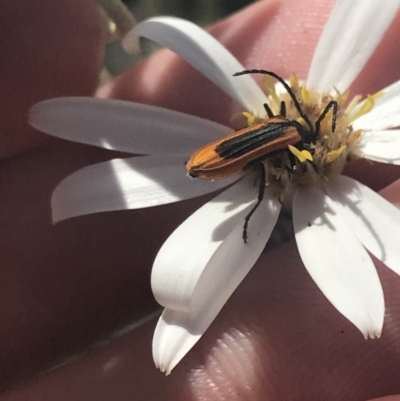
[30, 0, 400, 375]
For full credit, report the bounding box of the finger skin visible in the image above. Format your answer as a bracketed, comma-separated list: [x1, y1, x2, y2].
[0, 139, 209, 389]
[0, 0, 104, 158]
[2, 235, 400, 401]
[2, 0, 400, 398]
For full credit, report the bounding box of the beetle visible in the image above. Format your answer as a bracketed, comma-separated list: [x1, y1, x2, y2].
[186, 69, 338, 242]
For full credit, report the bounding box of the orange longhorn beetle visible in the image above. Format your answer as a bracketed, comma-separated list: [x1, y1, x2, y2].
[186, 69, 338, 242]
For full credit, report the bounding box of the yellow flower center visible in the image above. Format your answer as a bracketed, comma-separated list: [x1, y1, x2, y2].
[238, 74, 382, 202]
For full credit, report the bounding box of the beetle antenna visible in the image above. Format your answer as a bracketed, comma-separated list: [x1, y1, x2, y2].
[234, 69, 314, 133]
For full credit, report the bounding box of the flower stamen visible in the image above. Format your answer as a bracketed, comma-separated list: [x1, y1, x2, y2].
[326, 145, 346, 163]
[348, 93, 383, 123]
[301, 86, 312, 105]
[288, 145, 313, 162]
[262, 75, 281, 112]
[242, 111, 257, 126]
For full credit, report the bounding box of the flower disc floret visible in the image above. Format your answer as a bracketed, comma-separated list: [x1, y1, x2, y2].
[241, 74, 381, 204]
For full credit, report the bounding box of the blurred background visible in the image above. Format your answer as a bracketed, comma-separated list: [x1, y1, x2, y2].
[104, 0, 256, 75]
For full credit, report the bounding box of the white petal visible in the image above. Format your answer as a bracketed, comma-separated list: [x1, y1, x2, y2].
[355, 130, 400, 164]
[354, 80, 400, 130]
[152, 175, 257, 308]
[52, 155, 237, 223]
[327, 175, 400, 276]
[307, 0, 400, 92]
[30, 97, 231, 154]
[293, 185, 384, 338]
[151, 177, 280, 373]
[125, 17, 267, 116]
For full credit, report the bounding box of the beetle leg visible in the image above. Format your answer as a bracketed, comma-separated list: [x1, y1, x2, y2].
[280, 101, 286, 117]
[315, 100, 338, 137]
[263, 103, 274, 118]
[243, 163, 266, 243]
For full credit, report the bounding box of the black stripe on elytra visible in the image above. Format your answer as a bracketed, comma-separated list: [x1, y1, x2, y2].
[215, 121, 300, 159]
